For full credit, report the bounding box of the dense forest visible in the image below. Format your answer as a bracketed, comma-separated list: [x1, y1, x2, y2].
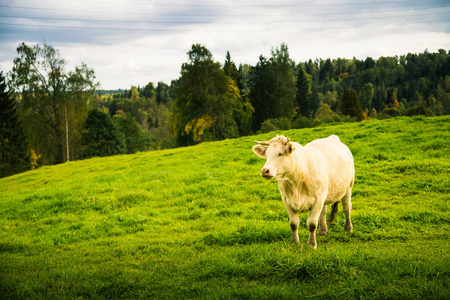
[1, 42, 449, 177]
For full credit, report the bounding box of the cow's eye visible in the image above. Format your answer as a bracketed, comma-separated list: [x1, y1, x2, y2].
[278, 153, 283, 157]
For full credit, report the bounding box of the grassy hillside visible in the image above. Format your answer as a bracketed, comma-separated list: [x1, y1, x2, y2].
[1, 116, 449, 299]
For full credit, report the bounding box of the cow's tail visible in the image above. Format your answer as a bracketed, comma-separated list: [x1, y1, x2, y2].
[328, 202, 339, 224]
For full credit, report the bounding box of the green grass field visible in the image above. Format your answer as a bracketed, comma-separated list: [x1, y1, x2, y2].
[1, 116, 449, 299]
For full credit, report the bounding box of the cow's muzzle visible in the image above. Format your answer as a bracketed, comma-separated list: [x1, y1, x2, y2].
[261, 168, 274, 179]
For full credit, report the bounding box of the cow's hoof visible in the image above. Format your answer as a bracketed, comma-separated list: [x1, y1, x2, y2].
[308, 238, 317, 249]
[308, 242, 317, 249]
[345, 223, 353, 232]
[317, 229, 327, 236]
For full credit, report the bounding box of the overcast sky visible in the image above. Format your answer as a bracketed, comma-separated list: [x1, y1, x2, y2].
[1, 0, 449, 90]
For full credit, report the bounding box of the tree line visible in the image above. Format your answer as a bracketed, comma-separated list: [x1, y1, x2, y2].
[1, 42, 449, 177]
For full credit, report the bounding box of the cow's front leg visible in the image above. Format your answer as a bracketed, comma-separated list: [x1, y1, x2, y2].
[283, 199, 300, 244]
[306, 202, 324, 249]
[290, 216, 300, 244]
[317, 205, 328, 236]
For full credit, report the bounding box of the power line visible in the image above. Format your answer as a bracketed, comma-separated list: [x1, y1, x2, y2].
[307, 6, 450, 16]
[44, 0, 427, 8]
[0, 18, 446, 32]
[1, 3, 448, 17]
[0, 11, 448, 25]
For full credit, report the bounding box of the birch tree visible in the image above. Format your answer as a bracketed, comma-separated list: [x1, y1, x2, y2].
[10, 42, 98, 164]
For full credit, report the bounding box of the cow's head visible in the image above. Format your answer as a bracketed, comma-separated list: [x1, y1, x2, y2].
[252, 135, 295, 180]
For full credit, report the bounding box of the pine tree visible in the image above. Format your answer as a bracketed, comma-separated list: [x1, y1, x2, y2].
[155, 82, 171, 104]
[141, 82, 155, 99]
[270, 43, 297, 119]
[296, 65, 312, 118]
[0, 71, 30, 177]
[338, 86, 364, 121]
[249, 55, 276, 132]
[223, 51, 240, 84]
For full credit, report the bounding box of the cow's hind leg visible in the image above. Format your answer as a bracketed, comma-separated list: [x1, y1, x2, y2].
[317, 205, 328, 236]
[328, 202, 339, 224]
[341, 190, 353, 232]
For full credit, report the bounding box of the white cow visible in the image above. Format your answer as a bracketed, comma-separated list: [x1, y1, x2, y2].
[252, 135, 355, 248]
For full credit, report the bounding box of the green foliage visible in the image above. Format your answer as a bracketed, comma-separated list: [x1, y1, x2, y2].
[296, 64, 312, 117]
[102, 83, 173, 151]
[404, 104, 434, 117]
[173, 44, 251, 145]
[6, 44, 450, 171]
[0, 116, 449, 298]
[439, 93, 450, 115]
[0, 71, 29, 178]
[9, 42, 98, 164]
[249, 55, 275, 132]
[270, 43, 297, 119]
[148, 102, 174, 150]
[382, 107, 401, 118]
[114, 115, 152, 154]
[259, 117, 293, 133]
[249, 44, 297, 132]
[305, 49, 450, 117]
[267, 117, 292, 130]
[359, 82, 374, 110]
[141, 82, 155, 99]
[114, 91, 157, 125]
[260, 119, 277, 133]
[184, 114, 216, 142]
[339, 86, 364, 121]
[155, 81, 172, 104]
[80, 110, 126, 158]
[292, 116, 317, 129]
[315, 103, 338, 123]
[223, 51, 240, 85]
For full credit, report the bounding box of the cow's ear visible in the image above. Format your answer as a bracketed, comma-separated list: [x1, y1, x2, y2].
[286, 142, 295, 155]
[252, 145, 267, 158]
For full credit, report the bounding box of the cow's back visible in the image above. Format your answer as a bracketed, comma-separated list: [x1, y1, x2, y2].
[305, 135, 354, 203]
